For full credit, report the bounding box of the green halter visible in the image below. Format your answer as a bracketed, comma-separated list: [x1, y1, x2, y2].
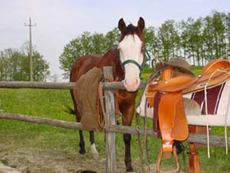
[120, 48, 151, 72]
[121, 59, 143, 71]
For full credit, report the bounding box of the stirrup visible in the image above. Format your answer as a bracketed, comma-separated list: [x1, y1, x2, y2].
[157, 146, 179, 173]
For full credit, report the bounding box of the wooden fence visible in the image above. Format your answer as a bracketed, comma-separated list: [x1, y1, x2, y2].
[0, 66, 230, 173]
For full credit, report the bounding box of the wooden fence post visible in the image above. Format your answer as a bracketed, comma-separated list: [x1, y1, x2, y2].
[103, 66, 117, 173]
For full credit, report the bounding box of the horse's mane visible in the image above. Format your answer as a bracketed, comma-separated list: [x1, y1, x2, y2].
[123, 24, 138, 35]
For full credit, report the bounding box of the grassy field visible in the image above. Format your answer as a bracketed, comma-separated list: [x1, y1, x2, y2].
[0, 67, 230, 172]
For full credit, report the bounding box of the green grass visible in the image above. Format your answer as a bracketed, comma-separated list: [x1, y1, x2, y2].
[0, 67, 230, 172]
[190, 66, 203, 76]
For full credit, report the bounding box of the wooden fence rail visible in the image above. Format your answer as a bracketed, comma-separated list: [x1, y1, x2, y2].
[0, 81, 146, 90]
[0, 112, 229, 147]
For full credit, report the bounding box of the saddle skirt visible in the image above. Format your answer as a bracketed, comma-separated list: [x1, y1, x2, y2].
[158, 91, 189, 141]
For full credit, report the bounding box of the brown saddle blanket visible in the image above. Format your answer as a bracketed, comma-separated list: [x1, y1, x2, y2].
[73, 67, 103, 130]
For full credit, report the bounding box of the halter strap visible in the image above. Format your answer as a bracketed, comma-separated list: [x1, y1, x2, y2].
[144, 48, 151, 62]
[121, 59, 143, 71]
[119, 47, 151, 72]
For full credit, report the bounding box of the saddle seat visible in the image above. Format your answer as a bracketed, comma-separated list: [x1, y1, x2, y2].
[183, 59, 230, 94]
[146, 68, 198, 107]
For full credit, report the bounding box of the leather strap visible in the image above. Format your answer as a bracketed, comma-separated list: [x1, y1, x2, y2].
[153, 92, 162, 138]
[97, 82, 106, 131]
[97, 78, 120, 131]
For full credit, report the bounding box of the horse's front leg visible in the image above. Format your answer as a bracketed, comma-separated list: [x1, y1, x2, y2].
[121, 102, 135, 172]
[89, 131, 99, 159]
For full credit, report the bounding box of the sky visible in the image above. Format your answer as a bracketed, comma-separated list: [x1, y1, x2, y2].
[0, 0, 229, 81]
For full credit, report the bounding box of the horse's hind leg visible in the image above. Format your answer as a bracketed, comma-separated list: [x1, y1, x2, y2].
[89, 131, 99, 159]
[79, 130, 86, 154]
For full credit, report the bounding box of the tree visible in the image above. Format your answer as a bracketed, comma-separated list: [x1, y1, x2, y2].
[144, 26, 160, 55]
[203, 15, 215, 61]
[104, 28, 120, 49]
[182, 17, 204, 66]
[202, 11, 227, 62]
[32, 51, 50, 81]
[179, 20, 190, 59]
[59, 29, 119, 78]
[0, 48, 15, 81]
[0, 43, 50, 81]
[212, 11, 226, 58]
[158, 20, 180, 61]
[224, 12, 230, 56]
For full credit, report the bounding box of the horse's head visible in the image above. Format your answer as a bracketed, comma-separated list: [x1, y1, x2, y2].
[118, 17, 145, 92]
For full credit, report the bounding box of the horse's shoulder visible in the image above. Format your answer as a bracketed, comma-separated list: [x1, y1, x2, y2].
[70, 54, 103, 78]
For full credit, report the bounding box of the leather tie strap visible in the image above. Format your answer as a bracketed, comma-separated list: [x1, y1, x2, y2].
[153, 92, 162, 138]
[97, 82, 106, 131]
[97, 78, 120, 131]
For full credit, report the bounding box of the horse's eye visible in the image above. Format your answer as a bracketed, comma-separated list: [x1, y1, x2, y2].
[141, 46, 145, 52]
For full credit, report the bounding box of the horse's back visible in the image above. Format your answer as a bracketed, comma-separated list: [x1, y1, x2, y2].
[70, 54, 102, 82]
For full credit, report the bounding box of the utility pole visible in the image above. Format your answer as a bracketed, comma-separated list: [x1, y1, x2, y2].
[25, 17, 36, 81]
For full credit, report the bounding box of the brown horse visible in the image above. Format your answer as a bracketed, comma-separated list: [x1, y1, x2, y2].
[70, 17, 145, 172]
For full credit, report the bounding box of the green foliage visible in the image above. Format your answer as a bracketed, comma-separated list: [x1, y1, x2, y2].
[157, 20, 180, 61]
[144, 26, 160, 56]
[59, 29, 119, 78]
[0, 43, 50, 81]
[142, 66, 153, 74]
[190, 65, 203, 75]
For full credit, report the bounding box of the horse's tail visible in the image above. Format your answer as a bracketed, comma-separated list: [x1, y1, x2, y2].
[63, 105, 75, 115]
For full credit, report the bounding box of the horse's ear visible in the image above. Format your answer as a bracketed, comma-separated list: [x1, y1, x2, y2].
[118, 18, 126, 33]
[137, 17, 145, 32]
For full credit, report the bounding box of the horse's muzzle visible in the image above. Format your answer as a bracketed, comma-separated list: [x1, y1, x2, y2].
[123, 79, 140, 92]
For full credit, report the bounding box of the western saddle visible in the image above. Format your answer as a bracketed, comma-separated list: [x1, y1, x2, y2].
[145, 59, 230, 173]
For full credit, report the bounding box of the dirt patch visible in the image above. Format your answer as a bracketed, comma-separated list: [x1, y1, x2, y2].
[0, 144, 159, 173]
[0, 144, 122, 173]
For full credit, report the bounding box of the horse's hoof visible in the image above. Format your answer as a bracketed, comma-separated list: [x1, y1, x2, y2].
[126, 167, 134, 173]
[79, 149, 86, 155]
[90, 144, 99, 159]
[91, 151, 99, 160]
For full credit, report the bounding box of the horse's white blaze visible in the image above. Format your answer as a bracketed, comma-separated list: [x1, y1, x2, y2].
[118, 34, 143, 92]
[90, 143, 99, 159]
